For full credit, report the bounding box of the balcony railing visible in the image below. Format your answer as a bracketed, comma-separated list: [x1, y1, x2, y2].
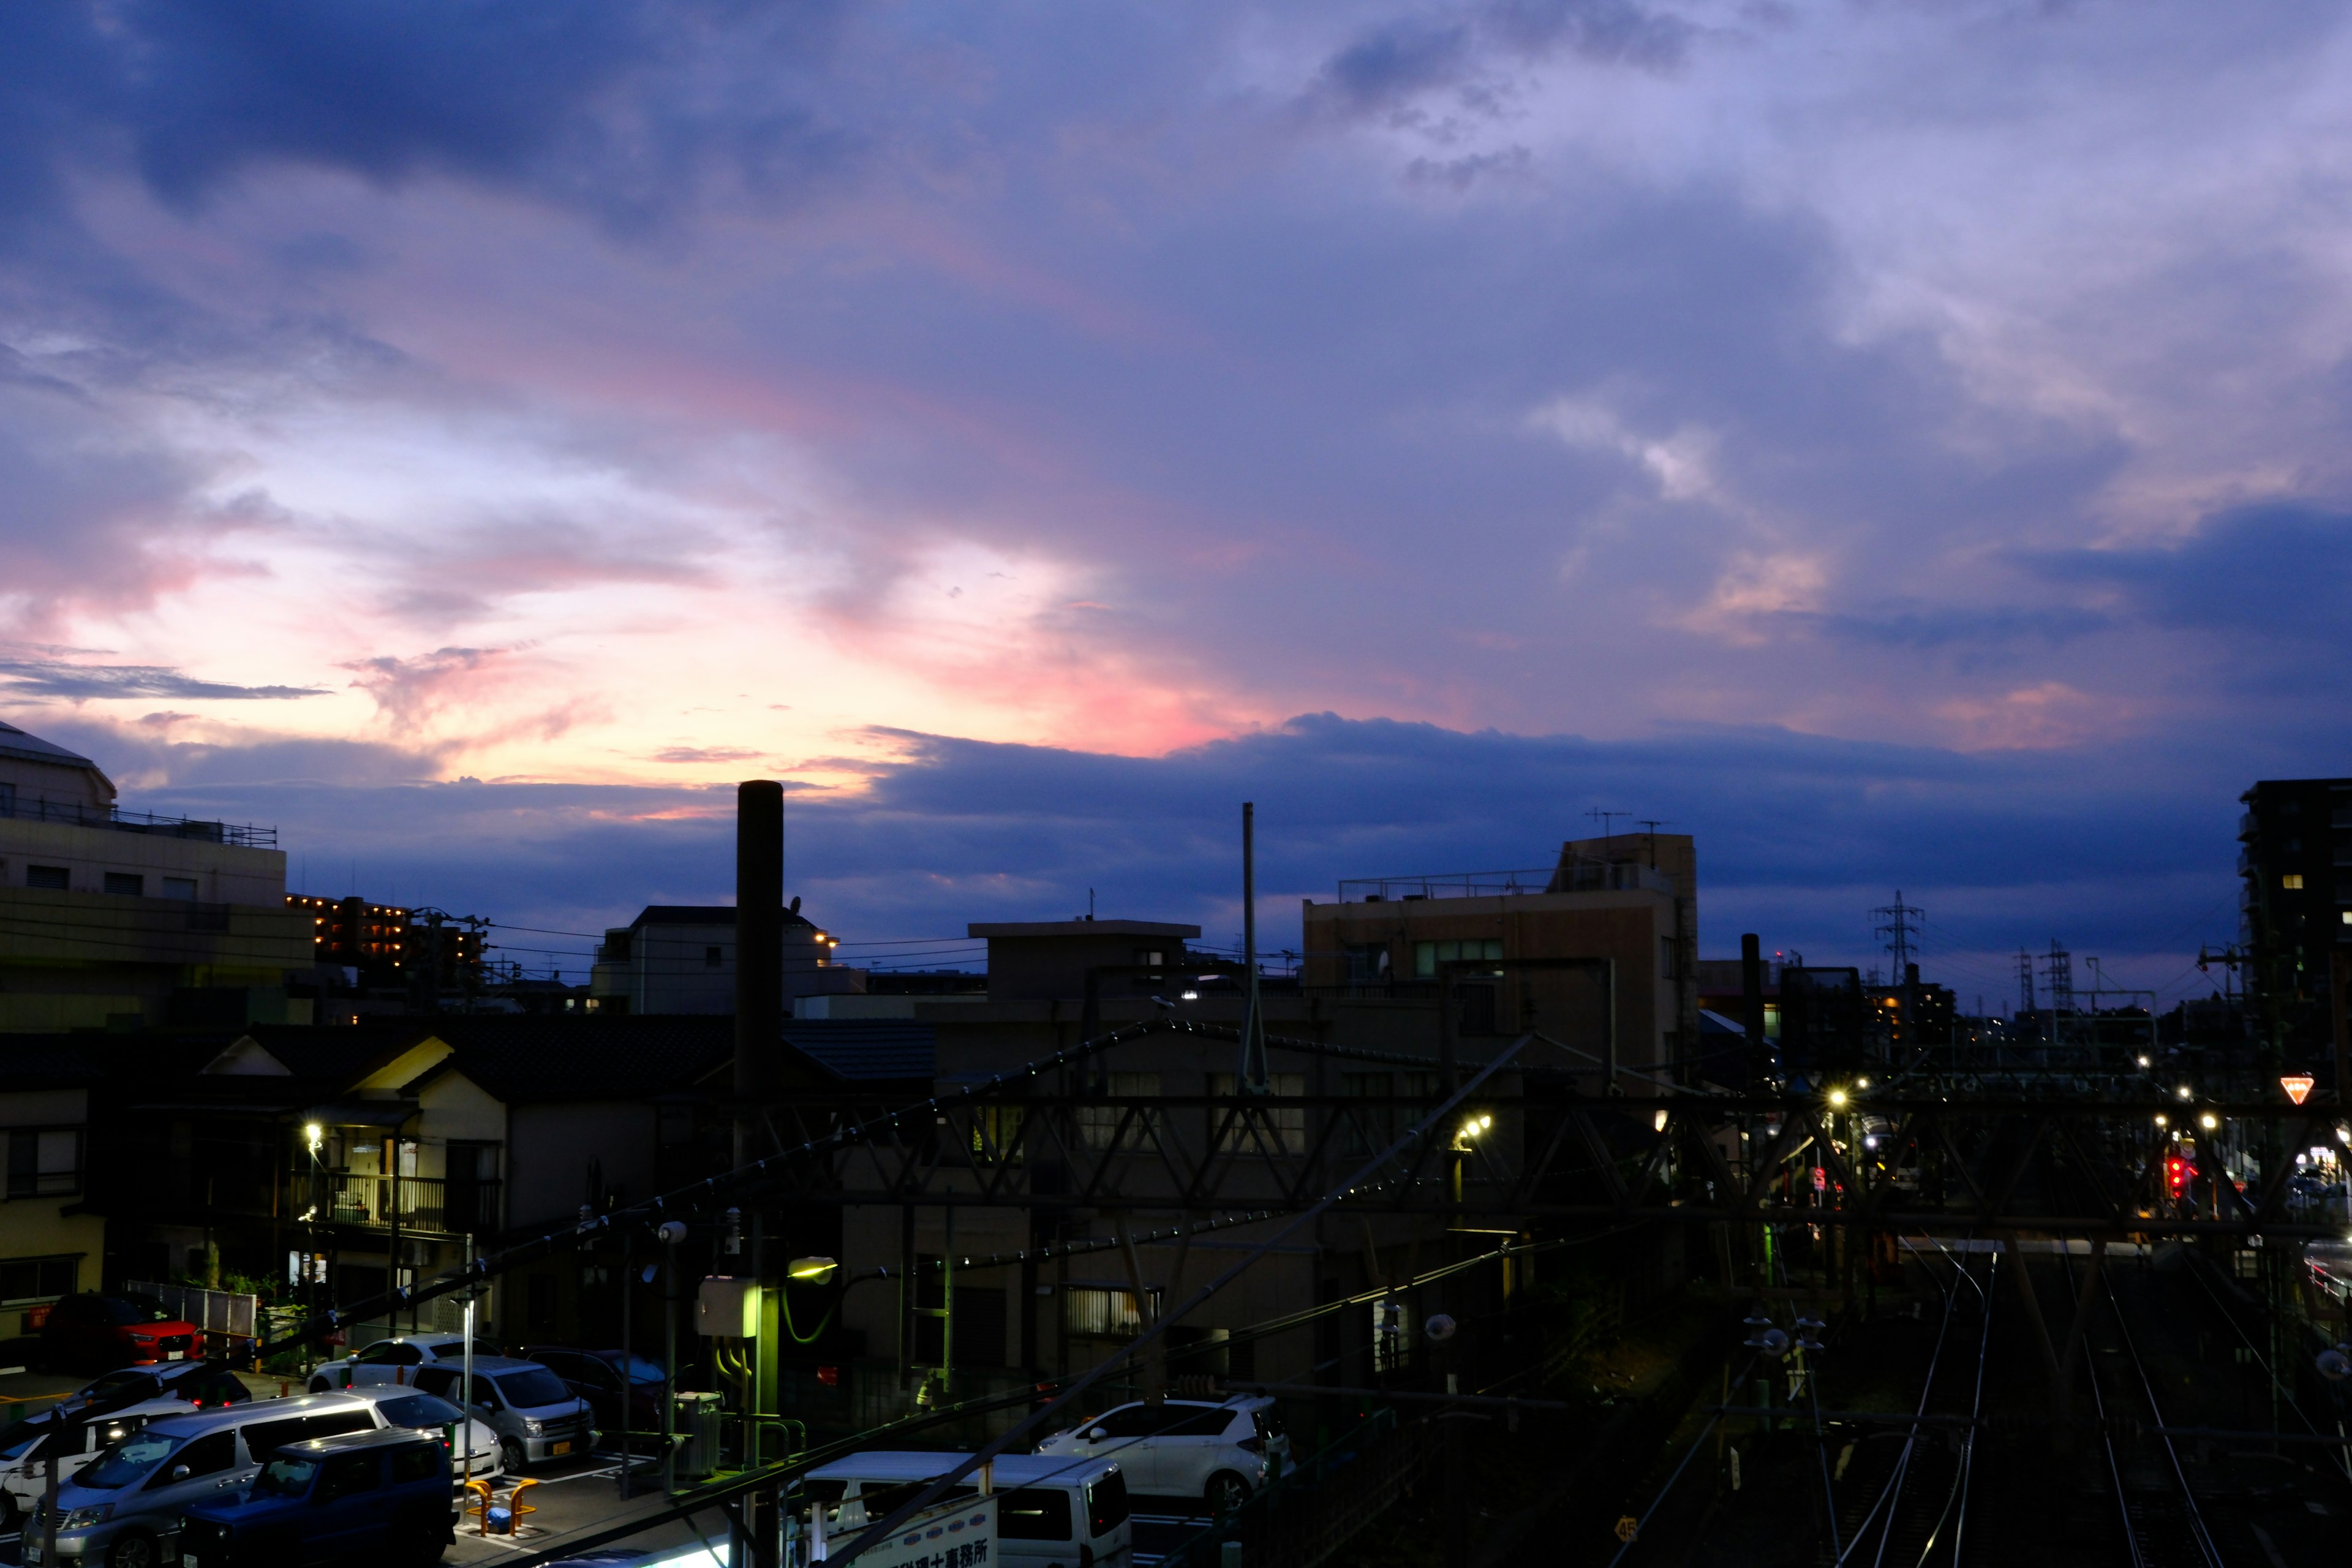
[1335, 858, 1671, 903]
[1, 796, 277, 847]
[315, 1174, 501, 1236]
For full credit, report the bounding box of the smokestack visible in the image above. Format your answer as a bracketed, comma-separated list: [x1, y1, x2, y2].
[735, 780, 784, 1098]
[1741, 933, 1765, 1060]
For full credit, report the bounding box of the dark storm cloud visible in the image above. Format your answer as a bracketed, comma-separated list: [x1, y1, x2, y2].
[0, 658, 326, 701]
[1317, 0, 1692, 115]
[2033, 506, 2352, 656]
[0, 1, 858, 240]
[86, 714, 2244, 992]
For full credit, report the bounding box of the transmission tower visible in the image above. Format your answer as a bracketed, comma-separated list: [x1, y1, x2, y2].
[2043, 939, 2074, 1015]
[1872, 890, 1924, 976]
[2015, 948, 2037, 1014]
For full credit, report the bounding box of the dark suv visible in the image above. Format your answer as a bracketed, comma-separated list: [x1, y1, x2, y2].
[178, 1428, 454, 1568]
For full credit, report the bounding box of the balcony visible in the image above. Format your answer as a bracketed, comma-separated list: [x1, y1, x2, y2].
[1336, 858, 1672, 902]
[312, 1174, 502, 1237]
[0, 796, 277, 847]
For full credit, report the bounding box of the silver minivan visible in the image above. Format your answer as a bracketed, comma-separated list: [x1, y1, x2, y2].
[28, 1394, 378, 1568]
[803, 1450, 1132, 1568]
[0, 1398, 190, 1536]
[410, 1356, 594, 1472]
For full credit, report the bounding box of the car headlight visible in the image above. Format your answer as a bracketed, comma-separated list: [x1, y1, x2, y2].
[524, 1420, 544, 1437]
[64, 1503, 115, 1529]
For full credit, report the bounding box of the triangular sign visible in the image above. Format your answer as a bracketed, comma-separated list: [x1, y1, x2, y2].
[2280, 1073, 2315, 1106]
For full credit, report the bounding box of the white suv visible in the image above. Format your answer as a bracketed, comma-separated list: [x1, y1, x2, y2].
[307, 1334, 486, 1392]
[1034, 1396, 1288, 1512]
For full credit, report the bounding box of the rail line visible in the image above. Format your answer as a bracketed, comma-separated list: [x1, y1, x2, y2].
[2074, 1253, 2225, 1568]
[1830, 1238, 1996, 1568]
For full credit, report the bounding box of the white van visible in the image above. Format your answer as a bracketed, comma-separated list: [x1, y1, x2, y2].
[0, 1397, 189, 1534]
[802, 1451, 1131, 1568]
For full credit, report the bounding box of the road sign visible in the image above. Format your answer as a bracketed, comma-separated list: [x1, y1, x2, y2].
[1615, 1515, 1640, 1543]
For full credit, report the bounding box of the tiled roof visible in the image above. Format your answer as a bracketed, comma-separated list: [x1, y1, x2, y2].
[405, 1015, 740, 1101]
[779, 1019, 936, 1082]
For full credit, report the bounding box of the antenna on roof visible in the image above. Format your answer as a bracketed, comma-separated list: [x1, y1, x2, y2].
[1587, 807, 1627, 839]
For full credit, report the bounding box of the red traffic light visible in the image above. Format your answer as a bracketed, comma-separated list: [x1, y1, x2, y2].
[2165, 1156, 2190, 1198]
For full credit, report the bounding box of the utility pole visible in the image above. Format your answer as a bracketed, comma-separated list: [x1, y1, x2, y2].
[1239, 802, 1269, 1094]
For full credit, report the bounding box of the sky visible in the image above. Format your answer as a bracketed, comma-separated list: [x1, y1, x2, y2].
[4, 1, 2349, 1005]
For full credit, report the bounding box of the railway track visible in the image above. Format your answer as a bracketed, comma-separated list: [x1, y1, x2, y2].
[1826, 1241, 1996, 1568]
[2073, 1253, 2225, 1568]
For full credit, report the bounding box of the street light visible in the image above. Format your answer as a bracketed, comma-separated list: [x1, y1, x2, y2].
[2199, 1112, 2219, 1131]
[1827, 1088, 1849, 1109]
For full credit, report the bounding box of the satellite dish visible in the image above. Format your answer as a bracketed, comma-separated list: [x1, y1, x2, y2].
[1425, 1313, 1458, 1343]
[2319, 1347, 2351, 1383]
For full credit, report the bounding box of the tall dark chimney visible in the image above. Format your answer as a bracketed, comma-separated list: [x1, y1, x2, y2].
[1741, 933, 1766, 1061]
[735, 780, 784, 1098]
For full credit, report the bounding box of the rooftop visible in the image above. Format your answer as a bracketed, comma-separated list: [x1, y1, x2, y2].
[967, 919, 1201, 938]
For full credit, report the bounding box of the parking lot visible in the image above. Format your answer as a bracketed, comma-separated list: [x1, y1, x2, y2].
[2, 1363, 1221, 1566]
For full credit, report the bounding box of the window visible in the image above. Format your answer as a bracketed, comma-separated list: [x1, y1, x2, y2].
[389, 1442, 441, 1484]
[239, 1411, 372, 1457]
[0, 783, 12, 815]
[970, 1104, 1025, 1165]
[1077, 1072, 1161, 1150]
[8, 1128, 83, 1197]
[1371, 1297, 1414, 1372]
[1343, 943, 1392, 984]
[2283, 873, 2305, 890]
[1165, 1404, 1242, 1436]
[704, 946, 723, 968]
[26, 865, 68, 890]
[104, 872, 144, 896]
[1087, 1471, 1130, 1536]
[1133, 948, 1166, 978]
[1063, 1284, 1158, 1337]
[162, 877, 198, 900]
[998, 1488, 1073, 1542]
[167, 1431, 236, 1484]
[1412, 938, 1502, 978]
[1660, 936, 1677, 980]
[315, 1451, 381, 1502]
[0, 1256, 76, 1303]
[1208, 1073, 1306, 1154]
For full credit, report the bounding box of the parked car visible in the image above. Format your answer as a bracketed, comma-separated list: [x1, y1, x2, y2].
[66, 1365, 251, 1412]
[29, 1394, 381, 1568]
[306, 1333, 498, 1393]
[410, 1355, 595, 1472]
[339, 1384, 504, 1483]
[1033, 1396, 1286, 1510]
[38, 1294, 205, 1374]
[516, 1346, 667, 1446]
[0, 1398, 187, 1536]
[178, 1427, 456, 1568]
[804, 1450, 1131, 1568]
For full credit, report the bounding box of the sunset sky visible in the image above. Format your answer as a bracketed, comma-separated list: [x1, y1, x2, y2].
[6, 2, 2349, 1003]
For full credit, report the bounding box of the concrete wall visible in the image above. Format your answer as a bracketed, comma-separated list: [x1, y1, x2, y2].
[0, 1085, 104, 1334]
[0, 816, 286, 904]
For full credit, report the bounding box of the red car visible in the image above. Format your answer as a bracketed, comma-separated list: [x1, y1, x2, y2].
[39, 1291, 206, 1373]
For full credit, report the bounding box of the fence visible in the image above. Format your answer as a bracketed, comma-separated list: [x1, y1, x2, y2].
[124, 1280, 260, 1343]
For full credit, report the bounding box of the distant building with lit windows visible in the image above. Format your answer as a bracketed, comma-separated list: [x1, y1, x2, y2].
[2237, 777, 2352, 1066]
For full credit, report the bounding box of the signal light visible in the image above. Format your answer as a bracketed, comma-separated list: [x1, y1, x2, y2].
[2165, 1156, 2190, 1200]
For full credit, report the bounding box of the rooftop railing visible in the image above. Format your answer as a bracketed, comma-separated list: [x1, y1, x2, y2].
[1336, 857, 1672, 902]
[0, 796, 277, 847]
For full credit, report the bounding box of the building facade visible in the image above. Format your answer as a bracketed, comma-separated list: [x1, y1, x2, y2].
[0, 723, 311, 1031]
[2237, 776, 2352, 1067]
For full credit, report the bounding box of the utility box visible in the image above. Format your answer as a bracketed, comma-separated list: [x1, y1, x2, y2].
[697, 1275, 758, 1338]
[673, 1390, 725, 1480]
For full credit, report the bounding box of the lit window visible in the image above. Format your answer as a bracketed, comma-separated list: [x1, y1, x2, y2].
[2282, 873, 2304, 889]
[1411, 938, 1504, 976]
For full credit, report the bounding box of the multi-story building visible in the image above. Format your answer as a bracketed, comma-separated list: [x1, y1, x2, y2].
[588, 903, 863, 1014]
[1300, 832, 1698, 1087]
[1, 1044, 104, 1335]
[0, 722, 311, 1030]
[2237, 776, 2352, 1066]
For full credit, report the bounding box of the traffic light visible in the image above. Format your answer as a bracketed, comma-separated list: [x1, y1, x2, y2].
[2165, 1155, 2190, 1200]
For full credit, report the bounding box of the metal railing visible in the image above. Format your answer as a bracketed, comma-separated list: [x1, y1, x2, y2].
[1336, 858, 1671, 903]
[317, 1174, 502, 1235]
[0, 796, 277, 847]
[123, 1280, 259, 1341]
